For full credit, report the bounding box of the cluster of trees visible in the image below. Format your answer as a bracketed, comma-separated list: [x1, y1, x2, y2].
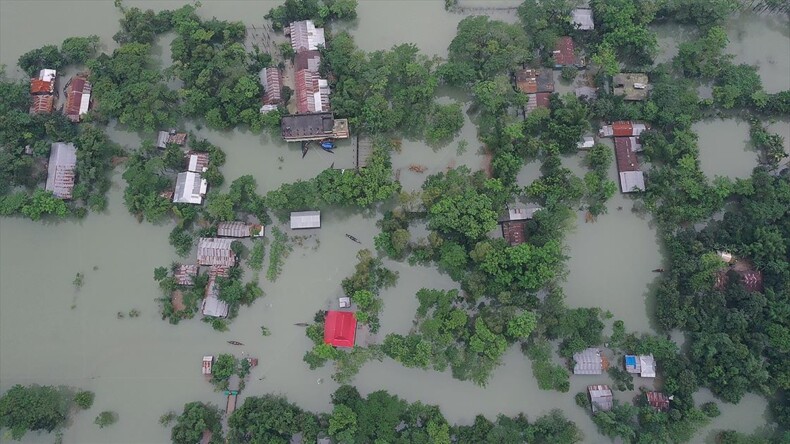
[265, 0, 358, 30]
[0, 385, 94, 440]
[17, 35, 100, 76]
[266, 144, 400, 218]
[340, 249, 398, 331]
[170, 385, 582, 443]
[583, 143, 617, 216]
[589, 0, 658, 68]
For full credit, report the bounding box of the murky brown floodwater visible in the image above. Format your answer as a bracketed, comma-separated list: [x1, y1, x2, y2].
[1, 1, 788, 442]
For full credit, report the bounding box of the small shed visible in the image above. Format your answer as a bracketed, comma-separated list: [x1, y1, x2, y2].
[625, 354, 656, 378]
[174, 264, 199, 286]
[339, 297, 351, 308]
[324, 310, 357, 348]
[553, 36, 585, 69]
[63, 75, 92, 122]
[290, 211, 321, 229]
[45, 142, 77, 199]
[572, 8, 594, 30]
[197, 238, 236, 267]
[646, 391, 671, 412]
[217, 221, 264, 238]
[717, 251, 735, 263]
[573, 348, 604, 375]
[288, 20, 325, 53]
[613, 73, 650, 101]
[187, 152, 210, 173]
[157, 131, 188, 149]
[173, 171, 208, 204]
[588, 385, 613, 413]
[577, 136, 595, 149]
[202, 355, 213, 375]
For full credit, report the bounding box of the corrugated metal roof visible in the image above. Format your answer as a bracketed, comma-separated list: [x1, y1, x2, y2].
[290, 210, 321, 229]
[289, 20, 325, 52]
[260, 67, 283, 105]
[572, 8, 594, 30]
[174, 264, 198, 286]
[30, 94, 54, 115]
[64, 76, 91, 122]
[45, 142, 77, 199]
[295, 50, 321, 72]
[501, 220, 527, 246]
[173, 172, 207, 204]
[187, 152, 209, 173]
[588, 385, 613, 412]
[553, 36, 580, 67]
[202, 277, 229, 317]
[619, 171, 645, 193]
[646, 391, 670, 411]
[197, 238, 236, 267]
[295, 69, 330, 113]
[30, 79, 55, 94]
[573, 348, 603, 375]
[217, 221, 262, 238]
[324, 310, 357, 348]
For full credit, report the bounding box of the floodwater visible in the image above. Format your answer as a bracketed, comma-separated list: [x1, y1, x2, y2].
[1, 1, 787, 443]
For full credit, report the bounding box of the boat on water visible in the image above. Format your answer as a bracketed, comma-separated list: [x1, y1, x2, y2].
[202, 355, 213, 376]
[652, 268, 665, 273]
[294, 322, 309, 327]
[320, 139, 336, 152]
[345, 233, 361, 244]
[227, 341, 244, 346]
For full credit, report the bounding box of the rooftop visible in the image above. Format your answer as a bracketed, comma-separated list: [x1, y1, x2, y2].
[281, 113, 349, 142]
[573, 348, 603, 375]
[295, 69, 330, 113]
[553, 36, 584, 68]
[45, 142, 77, 199]
[173, 171, 207, 204]
[260, 67, 283, 105]
[217, 221, 264, 238]
[187, 151, 210, 173]
[572, 8, 594, 30]
[30, 94, 55, 115]
[501, 220, 528, 246]
[290, 211, 321, 229]
[197, 238, 236, 267]
[174, 264, 198, 286]
[156, 131, 188, 149]
[515, 68, 554, 94]
[613, 73, 650, 101]
[202, 277, 229, 318]
[588, 385, 613, 413]
[64, 75, 92, 122]
[324, 310, 357, 348]
[30, 78, 55, 95]
[614, 137, 645, 193]
[625, 354, 656, 378]
[646, 391, 671, 412]
[289, 20, 325, 53]
[599, 121, 648, 138]
[295, 50, 321, 73]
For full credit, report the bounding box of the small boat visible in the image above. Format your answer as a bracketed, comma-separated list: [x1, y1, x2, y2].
[202, 356, 213, 376]
[227, 341, 244, 346]
[345, 234, 361, 244]
[320, 139, 336, 150]
[652, 268, 665, 273]
[294, 322, 309, 327]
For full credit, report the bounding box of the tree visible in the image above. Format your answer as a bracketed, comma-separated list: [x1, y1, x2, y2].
[94, 411, 118, 428]
[18, 45, 65, 76]
[61, 36, 100, 65]
[171, 402, 222, 444]
[0, 385, 70, 439]
[227, 395, 319, 443]
[507, 311, 538, 340]
[211, 354, 238, 385]
[329, 404, 358, 443]
[20, 189, 68, 221]
[425, 103, 464, 145]
[74, 391, 95, 409]
[446, 16, 530, 82]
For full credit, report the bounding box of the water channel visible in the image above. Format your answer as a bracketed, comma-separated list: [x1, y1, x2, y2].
[1, 1, 788, 442]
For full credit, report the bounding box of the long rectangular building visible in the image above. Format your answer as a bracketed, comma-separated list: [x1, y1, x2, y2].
[614, 137, 645, 193]
[45, 142, 77, 199]
[281, 113, 349, 142]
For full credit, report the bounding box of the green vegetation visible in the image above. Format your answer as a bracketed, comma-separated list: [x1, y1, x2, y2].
[524, 339, 570, 392]
[266, 227, 291, 282]
[94, 411, 118, 428]
[170, 402, 223, 444]
[0, 385, 91, 440]
[583, 143, 617, 216]
[340, 249, 398, 331]
[265, 0, 358, 30]
[425, 102, 465, 146]
[247, 239, 265, 271]
[17, 35, 100, 76]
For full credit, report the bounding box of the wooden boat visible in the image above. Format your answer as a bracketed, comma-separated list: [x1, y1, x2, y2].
[294, 322, 309, 327]
[652, 268, 665, 273]
[345, 234, 361, 244]
[227, 340, 244, 346]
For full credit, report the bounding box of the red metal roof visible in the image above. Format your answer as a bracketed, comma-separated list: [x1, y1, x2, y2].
[262, 68, 283, 105]
[64, 76, 91, 122]
[535, 92, 551, 109]
[646, 392, 670, 412]
[30, 94, 54, 114]
[294, 69, 330, 113]
[516, 69, 538, 94]
[324, 311, 357, 348]
[553, 36, 576, 66]
[614, 137, 641, 173]
[30, 79, 54, 94]
[612, 121, 634, 137]
[501, 220, 527, 246]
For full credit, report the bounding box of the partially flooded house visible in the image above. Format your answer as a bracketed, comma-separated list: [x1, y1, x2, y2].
[63, 74, 92, 122]
[260, 67, 283, 112]
[588, 385, 613, 413]
[624, 354, 656, 378]
[499, 205, 542, 246]
[295, 50, 321, 73]
[173, 171, 207, 204]
[294, 69, 330, 113]
[573, 348, 606, 375]
[614, 136, 645, 193]
[281, 112, 349, 142]
[186, 151, 209, 174]
[646, 391, 671, 412]
[174, 264, 199, 286]
[217, 221, 264, 238]
[324, 310, 357, 348]
[30, 69, 57, 115]
[552, 36, 585, 69]
[156, 130, 187, 149]
[201, 276, 229, 318]
[197, 238, 236, 267]
[290, 211, 321, 230]
[598, 121, 648, 138]
[613, 73, 650, 101]
[45, 142, 77, 199]
[288, 20, 325, 53]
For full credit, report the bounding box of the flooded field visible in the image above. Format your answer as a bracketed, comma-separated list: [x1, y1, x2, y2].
[1, 1, 787, 442]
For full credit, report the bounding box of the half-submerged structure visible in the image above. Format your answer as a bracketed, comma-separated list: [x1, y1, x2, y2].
[217, 221, 264, 238]
[499, 205, 543, 246]
[614, 136, 645, 193]
[625, 354, 656, 378]
[281, 112, 349, 142]
[588, 385, 614, 413]
[573, 348, 605, 375]
[45, 142, 77, 199]
[598, 121, 648, 138]
[646, 391, 671, 412]
[613, 73, 650, 101]
[324, 310, 357, 348]
[173, 171, 208, 204]
[63, 74, 92, 122]
[197, 238, 236, 267]
[553, 36, 585, 69]
[260, 67, 283, 112]
[288, 20, 325, 53]
[30, 69, 57, 115]
[290, 211, 321, 229]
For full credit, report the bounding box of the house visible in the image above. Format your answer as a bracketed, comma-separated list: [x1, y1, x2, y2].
[197, 238, 236, 267]
[202, 276, 229, 318]
[499, 205, 542, 246]
[553, 36, 585, 69]
[324, 310, 357, 348]
[30, 69, 57, 115]
[63, 74, 92, 122]
[646, 391, 671, 412]
[260, 67, 283, 106]
[573, 348, 604, 375]
[525, 92, 551, 115]
[156, 131, 188, 149]
[217, 221, 264, 238]
[572, 8, 594, 30]
[288, 20, 325, 53]
[715, 269, 763, 292]
[281, 113, 349, 142]
[515, 68, 554, 94]
[588, 385, 613, 413]
[577, 135, 595, 149]
[207, 265, 230, 279]
[295, 69, 331, 113]
[174, 264, 199, 286]
[290, 211, 321, 229]
[186, 151, 210, 173]
[295, 49, 321, 73]
[625, 354, 656, 378]
[598, 121, 648, 138]
[202, 356, 213, 375]
[173, 171, 208, 204]
[613, 73, 650, 101]
[45, 142, 77, 199]
[614, 137, 645, 193]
